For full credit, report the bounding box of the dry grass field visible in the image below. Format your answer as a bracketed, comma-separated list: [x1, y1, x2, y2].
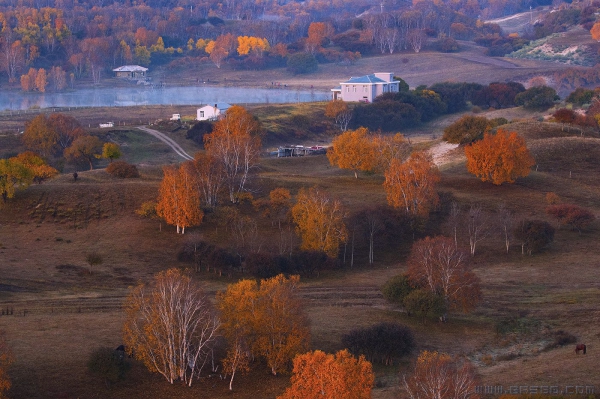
[1, 107, 600, 399]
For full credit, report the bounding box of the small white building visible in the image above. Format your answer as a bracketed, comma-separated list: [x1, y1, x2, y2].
[196, 103, 232, 121]
[113, 65, 148, 79]
[331, 73, 400, 103]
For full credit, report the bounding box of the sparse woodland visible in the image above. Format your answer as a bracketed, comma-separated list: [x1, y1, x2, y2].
[1, 0, 600, 396]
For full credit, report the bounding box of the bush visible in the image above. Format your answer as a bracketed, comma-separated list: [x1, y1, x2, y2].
[402, 289, 447, 321]
[515, 86, 559, 110]
[186, 120, 213, 147]
[286, 53, 318, 74]
[546, 203, 596, 232]
[434, 37, 459, 53]
[341, 322, 414, 365]
[87, 347, 130, 386]
[443, 115, 490, 144]
[106, 161, 140, 178]
[382, 274, 415, 305]
[513, 219, 555, 255]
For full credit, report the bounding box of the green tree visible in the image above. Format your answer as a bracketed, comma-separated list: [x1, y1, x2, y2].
[87, 347, 130, 386]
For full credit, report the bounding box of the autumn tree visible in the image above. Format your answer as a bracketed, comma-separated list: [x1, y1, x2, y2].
[156, 163, 203, 234]
[546, 204, 596, 233]
[384, 152, 440, 218]
[22, 115, 58, 157]
[0, 332, 13, 398]
[0, 157, 34, 203]
[204, 105, 261, 203]
[277, 349, 374, 399]
[190, 152, 222, 208]
[292, 187, 348, 258]
[64, 135, 103, 170]
[48, 66, 67, 91]
[325, 100, 352, 132]
[591, 22, 600, 41]
[35, 68, 47, 92]
[123, 268, 220, 386]
[404, 351, 479, 399]
[443, 115, 490, 144]
[372, 133, 411, 172]
[407, 236, 482, 317]
[217, 275, 310, 379]
[465, 129, 535, 185]
[305, 22, 333, 54]
[12, 151, 58, 184]
[102, 142, 121, 163]
[327, 127, 377, 178]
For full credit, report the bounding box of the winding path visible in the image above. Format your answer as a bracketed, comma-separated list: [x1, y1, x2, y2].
[136, 125, 194, 161]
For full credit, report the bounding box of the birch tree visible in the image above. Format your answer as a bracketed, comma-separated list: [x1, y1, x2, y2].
[292, 187, 348, 258]
[123, 269, 220, 386]
[204, 105, 261, 203]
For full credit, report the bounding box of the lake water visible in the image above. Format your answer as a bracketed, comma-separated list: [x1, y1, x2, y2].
[0, 85, 330, 110]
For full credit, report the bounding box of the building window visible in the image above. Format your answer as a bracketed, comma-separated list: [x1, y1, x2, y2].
[200, 111, 204, 118]
[363, 85, 367, 92]
[353, 85, 356, 92]
[346, 86, 349, 92]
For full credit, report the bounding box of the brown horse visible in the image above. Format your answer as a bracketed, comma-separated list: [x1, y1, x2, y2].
[575, 344, 586, 354]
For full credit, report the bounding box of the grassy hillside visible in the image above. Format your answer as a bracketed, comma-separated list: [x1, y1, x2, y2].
[1, 105, 600, 398]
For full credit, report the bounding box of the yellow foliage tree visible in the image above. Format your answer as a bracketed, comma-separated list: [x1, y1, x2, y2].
[384, 152, 440, 217]
[35, 68, 47, 92]
[12, 151, 58, 184]
[278, 349, 374, 399]
[324, 100, 352, 132]
[0, 157, 33, 203]
[327, 127, 377, 178]
[291, 186, 347, 257]
[156, 163, 203, 234]
[217, 275, 310, 379]
[372, 133, 411, 172]
[464, 129, 534, 185]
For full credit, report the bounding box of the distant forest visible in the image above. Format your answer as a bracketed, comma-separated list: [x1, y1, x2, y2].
[0, 0, 596, 89]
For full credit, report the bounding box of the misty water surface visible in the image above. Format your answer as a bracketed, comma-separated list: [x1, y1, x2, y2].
[0, 86, 330, 110]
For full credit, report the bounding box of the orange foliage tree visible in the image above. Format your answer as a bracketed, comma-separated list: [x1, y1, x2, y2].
[35, 68, 47, 92]
[404, 351, 479, 399]
[591, 22, 600, 42]
[465, 129, 534, 185]
[407, 236, 482, 315]
[190, 152, 223, 208]
[327, 127, 377, 178]
[156, 163, 203, 234]
[383, 152, 440, 217]
[278, 349, 374, 399]
[372, 133, 411, 172]
[123, 268, 220, 386]
[292, 187, 347, 257]
[217, 275, 310, 379]
[203, 105, 261, 203]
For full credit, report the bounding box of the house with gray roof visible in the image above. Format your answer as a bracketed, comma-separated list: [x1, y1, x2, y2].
[331, 73, 399, 103]
[113, 65, 148, 79]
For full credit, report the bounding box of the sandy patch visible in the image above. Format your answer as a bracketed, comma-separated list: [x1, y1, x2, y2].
[428, 141, 460, 166]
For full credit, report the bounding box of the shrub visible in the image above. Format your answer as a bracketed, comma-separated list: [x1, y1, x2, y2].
[513, 219, 555, 255]
[515, 86, 559, 110]
[434, 37, 459, 52]
[443, 115, 490, 144]
[402, 289, 447, 321]
[382, 274, 416, 305]
[342, 322, 414, 365]
[546, 204, 596, 232]
[106, 161, 140, 178]
[186, 120, 213, 147]
[87, 347, 130, 386]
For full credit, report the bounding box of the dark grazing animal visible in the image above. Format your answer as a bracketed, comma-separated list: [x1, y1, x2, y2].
[575, 343, 587, 354]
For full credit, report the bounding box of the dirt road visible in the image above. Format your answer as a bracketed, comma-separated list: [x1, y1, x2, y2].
[136, 125, 194, 161]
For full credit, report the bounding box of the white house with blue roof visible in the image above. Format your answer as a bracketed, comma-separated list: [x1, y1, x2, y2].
[331, 73, 399, 103]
